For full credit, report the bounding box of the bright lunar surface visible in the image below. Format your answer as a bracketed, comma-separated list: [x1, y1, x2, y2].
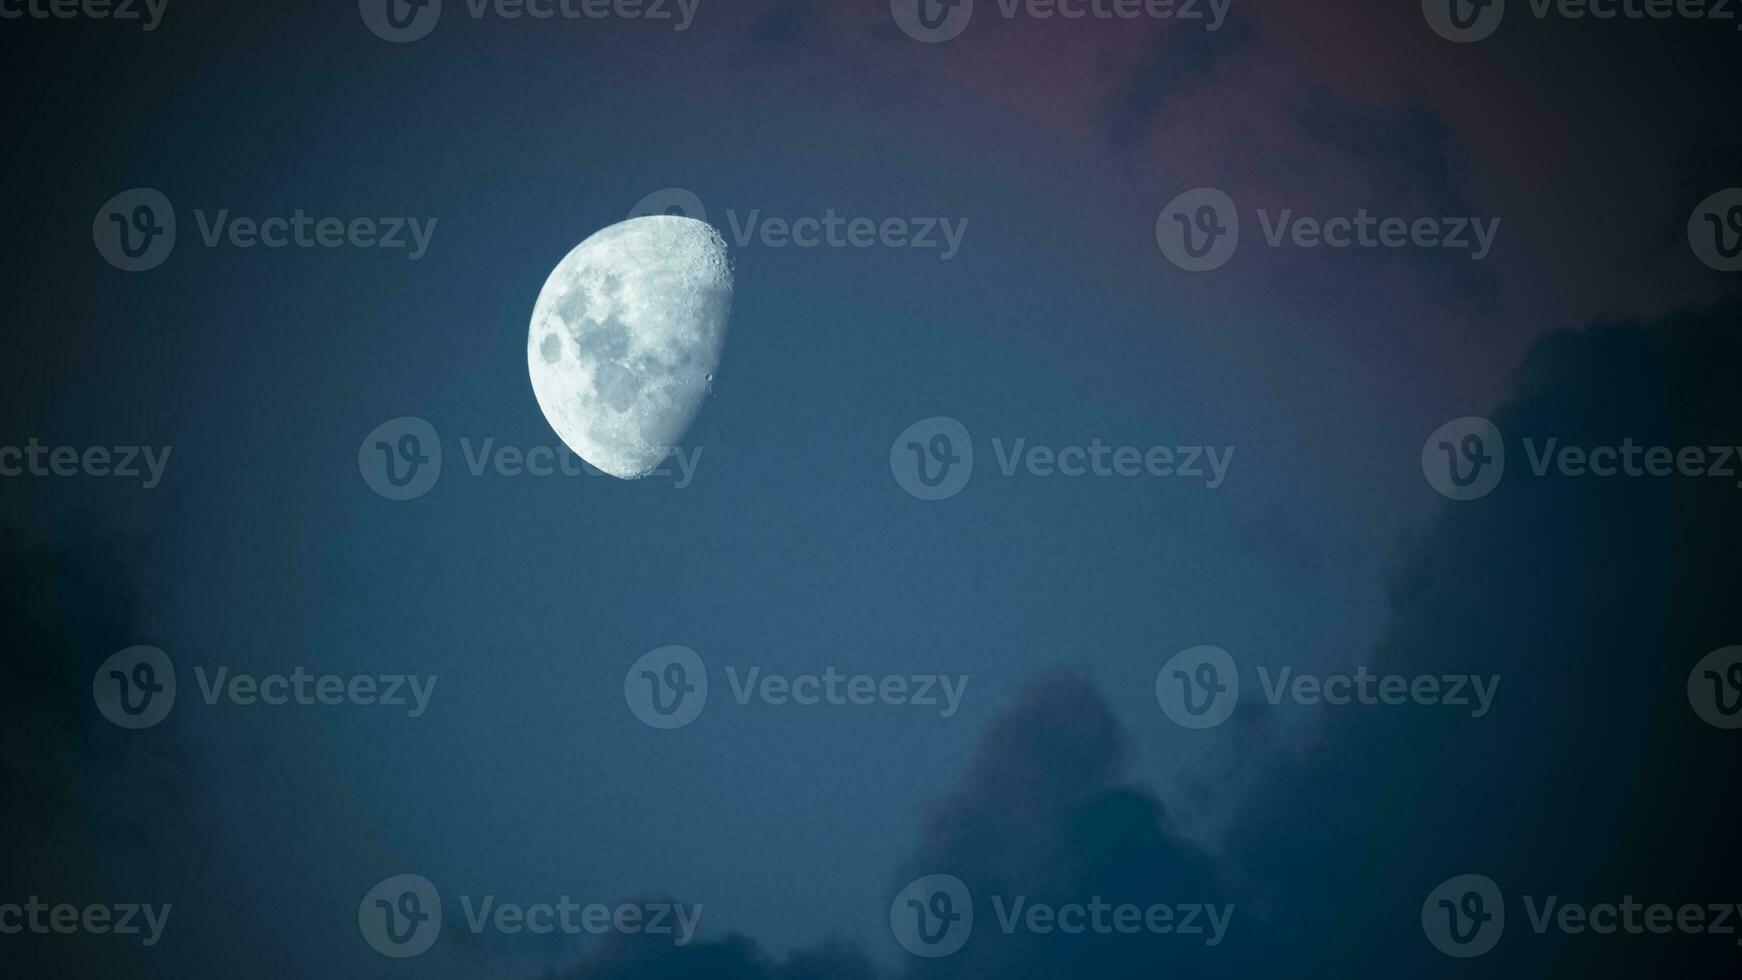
[527, 216, 733, 478]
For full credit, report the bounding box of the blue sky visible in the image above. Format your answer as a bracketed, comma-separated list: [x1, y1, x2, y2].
[4, 1, 1740, 977]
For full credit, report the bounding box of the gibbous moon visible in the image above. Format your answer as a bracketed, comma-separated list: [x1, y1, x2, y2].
[527, 216, 732, 479]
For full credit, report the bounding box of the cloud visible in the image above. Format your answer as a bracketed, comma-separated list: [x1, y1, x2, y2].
[1223, 299, 1742, 976]
[1100, 11, 1259, 150]
[552, 673, 1235, 979]
[559, 932, 876, 980]
[0, 520, 185, 977]
[893, 675, 1237, 978]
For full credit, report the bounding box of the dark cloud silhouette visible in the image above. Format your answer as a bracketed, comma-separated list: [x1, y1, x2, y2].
[0, 518, 186, 978]
[894, 672, 1237, 979]
[1225, 300, 1742, 977]
[1101, 12, 1258, 150]
[559, 932, 875, 980]
[549, 674, 1235, 980]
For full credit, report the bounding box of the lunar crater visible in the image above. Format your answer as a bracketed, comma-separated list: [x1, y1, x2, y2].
[526, 216, 733, 479]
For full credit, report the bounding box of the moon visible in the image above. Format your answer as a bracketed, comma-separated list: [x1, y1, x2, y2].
[527, 215, 732, 479]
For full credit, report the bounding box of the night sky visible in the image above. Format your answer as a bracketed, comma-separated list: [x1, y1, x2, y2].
[4, 0, 1740, 977]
